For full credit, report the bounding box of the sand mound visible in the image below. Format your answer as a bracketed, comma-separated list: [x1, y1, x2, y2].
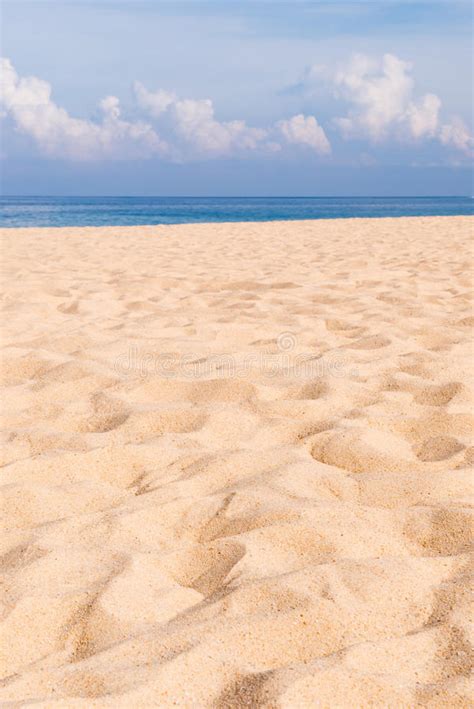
[1, 216, 473, 706]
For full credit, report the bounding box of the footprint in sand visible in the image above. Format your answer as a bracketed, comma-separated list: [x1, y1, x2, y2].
[311, 426, 417, 473]
[414, 436, 465, 462]
[160, 540, 246, 597]
[348, 334, 392, 350]
[57, 300, 80, 314]
[414, 382, 463, 406]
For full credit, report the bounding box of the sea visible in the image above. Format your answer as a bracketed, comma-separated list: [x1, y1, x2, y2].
[0, 196, 472, 228]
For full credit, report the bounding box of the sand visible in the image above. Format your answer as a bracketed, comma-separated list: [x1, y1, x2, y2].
[1, 216, 473, 707]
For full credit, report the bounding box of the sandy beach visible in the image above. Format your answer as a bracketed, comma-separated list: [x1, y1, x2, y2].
[1, 216, 473, 707]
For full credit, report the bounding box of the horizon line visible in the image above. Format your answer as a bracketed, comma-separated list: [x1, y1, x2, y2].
[0, 195, 471, 199]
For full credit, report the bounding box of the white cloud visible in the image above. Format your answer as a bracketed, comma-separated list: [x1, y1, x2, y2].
[334, 53, 417, 140]
[0, 58, 167, 160]
[439, 117, 473, 156]
[277, 114, 331, 154]
[171, 97, 267, 155]
[405, 93, 441, 139]
[332, 53, 471, 154]
[133, 82, 269, 156]
[133, 81, 175, 118]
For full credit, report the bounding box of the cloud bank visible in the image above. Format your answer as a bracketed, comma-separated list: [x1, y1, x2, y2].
[0, 57, 330, 161]
[133, 82, 269, 156]
[329, 53, 470, 155]
[1, 54, 471, 162]
[0, 58, 167, 160]
[277, 114, 331, 155]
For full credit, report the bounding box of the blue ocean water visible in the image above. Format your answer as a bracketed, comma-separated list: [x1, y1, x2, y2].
[0, 196, 472, 228]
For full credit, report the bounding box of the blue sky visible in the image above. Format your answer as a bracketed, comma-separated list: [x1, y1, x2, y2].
[1, 1, 472, 195]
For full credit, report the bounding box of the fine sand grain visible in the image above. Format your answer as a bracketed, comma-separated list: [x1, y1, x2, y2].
[1, 216, 473, 707]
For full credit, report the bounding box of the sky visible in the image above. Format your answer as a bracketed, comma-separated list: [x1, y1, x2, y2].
[1, 0, 472, 195]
